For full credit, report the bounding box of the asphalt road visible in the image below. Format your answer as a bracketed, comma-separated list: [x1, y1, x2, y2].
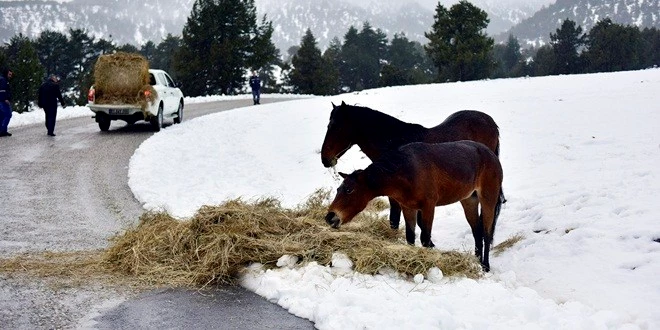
[0, 98, 314, 329]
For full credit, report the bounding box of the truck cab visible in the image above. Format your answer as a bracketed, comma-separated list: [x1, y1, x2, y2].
[88, 69, 184, 132]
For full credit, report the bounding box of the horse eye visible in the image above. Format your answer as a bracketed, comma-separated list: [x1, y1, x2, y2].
[345, 187, 354, 194]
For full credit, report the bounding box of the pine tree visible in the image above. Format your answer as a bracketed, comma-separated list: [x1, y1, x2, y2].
[153, 34, 182, 79]
[584, 18, 642, 73]
[424, 0, 494, 82]
[381, 33, 432, 86]
[140, 41, 158, 64]
[356, 22, 388, 89]
[531, 45, 556, 76]
[247, 16, 279, 71]
[550, 19, 586, 74]
[5, 34, 44, 113]
[117, 44, 139, 53]
[639, 27, 660, 68]
[175, 0, 277, 96]
[503, 34, 522, 76]
[35, 31, 68, 77]
[322, 37, 342, 93]
[340, 26, 361, 91]
[491, 34, 522, 78]
[65, 28, 97, 104]
[289, 29, 335, 95]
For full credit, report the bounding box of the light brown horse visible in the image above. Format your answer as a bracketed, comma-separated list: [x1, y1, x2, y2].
[320, 102, 505, 230]
[325, 141, 503, 272]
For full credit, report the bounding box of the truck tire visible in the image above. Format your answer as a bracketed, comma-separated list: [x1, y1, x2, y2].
[174, 100, 183, 124]
[98, 116, 110, 131]
[151, 104, 164, 132]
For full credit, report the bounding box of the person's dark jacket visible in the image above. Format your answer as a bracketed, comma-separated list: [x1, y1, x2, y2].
[0, 70, 10, 103]
[38, 79, 65, 110]
[249, 75, 261, 91]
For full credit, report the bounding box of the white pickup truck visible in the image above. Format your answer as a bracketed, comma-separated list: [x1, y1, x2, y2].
[87, 69, 184, 132]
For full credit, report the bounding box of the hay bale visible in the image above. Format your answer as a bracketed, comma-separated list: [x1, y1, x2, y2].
[93, 52, 156, 111]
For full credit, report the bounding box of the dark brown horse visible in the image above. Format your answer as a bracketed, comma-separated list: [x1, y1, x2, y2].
[325, 141, 503, 271]
[321, 102, 505, 230]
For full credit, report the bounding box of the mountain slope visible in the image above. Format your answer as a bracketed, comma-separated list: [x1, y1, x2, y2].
[3, 0, 655, 52]
[502, 0, 660, 46]
[0, 0, 190, 44]
[0, 0, 535, 52]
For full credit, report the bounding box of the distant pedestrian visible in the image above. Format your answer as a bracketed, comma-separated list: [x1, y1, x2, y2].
[249, 70, 261, 105]
[0, 68, 13, 137]
[38, 74, 65, 136]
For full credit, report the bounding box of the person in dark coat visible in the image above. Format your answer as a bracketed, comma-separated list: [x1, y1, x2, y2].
[38, 74, 65, 136]
[0, 67, 13, 137]
[249, 70, 261, 105]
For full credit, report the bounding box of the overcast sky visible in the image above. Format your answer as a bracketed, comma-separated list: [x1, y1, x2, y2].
[2, 0, 556, 10]
[354, 0, 556, 10]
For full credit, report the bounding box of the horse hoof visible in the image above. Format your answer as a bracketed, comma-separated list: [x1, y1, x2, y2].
[422, 240, 435, 248]
[481, 264, 490, 272]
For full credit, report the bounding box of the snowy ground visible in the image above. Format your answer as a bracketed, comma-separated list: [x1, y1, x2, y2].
[9, 72, 659, 329]
[127, 69, 660, 329]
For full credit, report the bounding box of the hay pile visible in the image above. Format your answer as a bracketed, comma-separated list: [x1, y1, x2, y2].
[0, 191, 482, 288]
[93, 52, 157, 112]
[103, 191, 482, 286]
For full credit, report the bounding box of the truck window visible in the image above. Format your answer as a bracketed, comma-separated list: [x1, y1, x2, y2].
[158, 73, 170, 87]
[164, 73, 176, 88]
[149, 74, 156, 86]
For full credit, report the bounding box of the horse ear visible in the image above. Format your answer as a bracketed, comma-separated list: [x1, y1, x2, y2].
[341, 101, 346, 106]
[338, 172, 348, 179]
[331, 102, 337, 109]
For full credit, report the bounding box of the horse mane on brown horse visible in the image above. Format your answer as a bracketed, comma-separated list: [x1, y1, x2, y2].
[321, 101, 505, 229]
[325, 141, 504, 272]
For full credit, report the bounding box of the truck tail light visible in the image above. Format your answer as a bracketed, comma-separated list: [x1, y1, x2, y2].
[87, 88, 95, 102]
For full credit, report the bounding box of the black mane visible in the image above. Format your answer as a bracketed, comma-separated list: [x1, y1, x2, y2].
[338, 104, 426, 150]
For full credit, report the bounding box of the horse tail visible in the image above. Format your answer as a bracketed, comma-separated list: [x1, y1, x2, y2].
[491, 187, 504, 244]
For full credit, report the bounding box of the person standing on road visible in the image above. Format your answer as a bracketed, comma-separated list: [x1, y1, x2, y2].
[249, 70, 261, 105]
[38, 74, 65, 136]
[0, 68, 13, 137]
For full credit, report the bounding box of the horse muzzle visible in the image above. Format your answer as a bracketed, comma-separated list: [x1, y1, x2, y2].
[325, 212, 341, 228]
[321, 157, 337, 168]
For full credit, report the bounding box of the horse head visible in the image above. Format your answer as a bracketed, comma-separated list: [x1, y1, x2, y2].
[321, 101, 354, 167]
[325, 170, 374, 228]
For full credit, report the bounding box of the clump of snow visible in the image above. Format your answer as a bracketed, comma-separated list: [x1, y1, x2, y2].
[276, 255, 299, 269]
[330, 253, 353, 270]
[426, 267, 443, 283]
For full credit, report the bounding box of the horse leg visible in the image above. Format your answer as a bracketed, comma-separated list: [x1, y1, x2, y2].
[418, 206, 435, 248]
[389, 198, 402, 229]
[460, 195, 483, 263]
[401, 207, 417, 245]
